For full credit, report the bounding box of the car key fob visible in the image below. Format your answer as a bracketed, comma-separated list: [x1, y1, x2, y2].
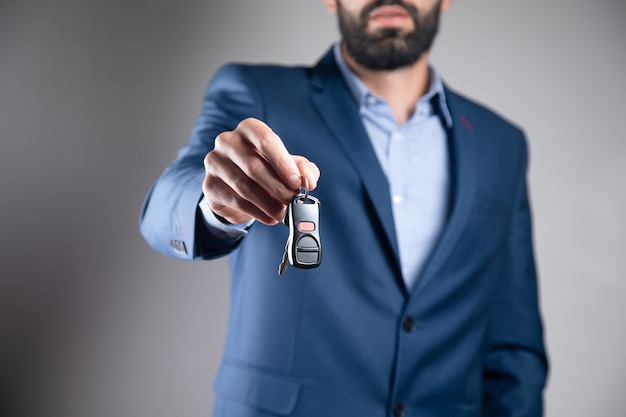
[284, 192, 322, 269]
[278, 176, 322, 275]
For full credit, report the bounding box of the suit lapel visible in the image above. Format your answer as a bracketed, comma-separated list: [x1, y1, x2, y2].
[411, 89, 478, 297]
[309, 50, 402, 275]
[308, 51, 479, 295]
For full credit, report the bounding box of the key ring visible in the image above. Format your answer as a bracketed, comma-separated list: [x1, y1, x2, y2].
[298, 175, 309, 199]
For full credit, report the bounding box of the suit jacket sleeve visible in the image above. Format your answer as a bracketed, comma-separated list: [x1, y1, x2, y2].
[140, 64, 263, 260]
[483, 135, 549, 416]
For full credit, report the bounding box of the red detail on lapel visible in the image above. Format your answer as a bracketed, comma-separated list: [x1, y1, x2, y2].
[460, 116, 473, 130]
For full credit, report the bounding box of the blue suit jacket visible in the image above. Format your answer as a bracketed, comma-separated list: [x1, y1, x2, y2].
[140, 49, 548, 417]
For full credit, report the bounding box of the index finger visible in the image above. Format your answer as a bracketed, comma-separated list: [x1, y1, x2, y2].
[237, 118, 302, 190]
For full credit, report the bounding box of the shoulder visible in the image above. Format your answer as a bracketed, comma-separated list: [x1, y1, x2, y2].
[211, 62, 312, 90]
[205, 62, 315, 117]
[201, 62, 310, 107]
[444, 85, 525, 140]
[444, 85, 530, 175]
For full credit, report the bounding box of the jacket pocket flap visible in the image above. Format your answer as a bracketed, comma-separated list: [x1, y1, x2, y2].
[213, 362, 300, 416]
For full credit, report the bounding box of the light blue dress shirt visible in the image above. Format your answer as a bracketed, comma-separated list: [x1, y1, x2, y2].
[333, 44, 453, 291]
[201, 44, 453, 291]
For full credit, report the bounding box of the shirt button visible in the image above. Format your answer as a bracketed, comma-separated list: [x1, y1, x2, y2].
[367, 95, 377, 106]
[391, 131, 403, 141]
[393, 402, 406, 417]
[392, 195, 404, 204]
[402, 316, 416, 332]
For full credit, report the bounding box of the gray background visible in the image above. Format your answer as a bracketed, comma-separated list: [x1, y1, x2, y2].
[1, 0, 624, 416]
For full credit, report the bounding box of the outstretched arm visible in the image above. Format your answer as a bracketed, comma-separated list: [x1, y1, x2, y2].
[140, 65, 318, 260]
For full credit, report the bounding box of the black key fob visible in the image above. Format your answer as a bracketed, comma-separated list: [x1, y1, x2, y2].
[284, 193, 321, 269]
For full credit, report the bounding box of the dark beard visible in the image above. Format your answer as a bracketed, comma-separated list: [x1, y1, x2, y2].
[337, 0, 441, 70]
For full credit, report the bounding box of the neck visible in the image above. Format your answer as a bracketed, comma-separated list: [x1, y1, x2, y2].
[341, 43, 431, 126]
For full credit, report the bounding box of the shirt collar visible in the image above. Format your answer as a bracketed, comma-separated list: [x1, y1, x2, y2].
[332, 42, 453, 128]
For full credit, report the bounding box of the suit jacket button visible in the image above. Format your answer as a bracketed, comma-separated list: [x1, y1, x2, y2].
[393, 402, 406, 417]
[168, 239, 187, 256]
[402, 316, 416, 332]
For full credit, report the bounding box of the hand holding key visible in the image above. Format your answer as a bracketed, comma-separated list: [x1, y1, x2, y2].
[203, 118, 320, 225]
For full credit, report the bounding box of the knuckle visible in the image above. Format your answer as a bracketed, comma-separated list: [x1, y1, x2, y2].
[237, 118, 251, 128]
[202, 174, 217, 190]
[213, 131, 230, 150]
[203, 151, 223, 174]
[237, 117, 258, 131]
[202, 178, 223, 206]
[203, 151, 216, 167]
[255, 130, 275, 149]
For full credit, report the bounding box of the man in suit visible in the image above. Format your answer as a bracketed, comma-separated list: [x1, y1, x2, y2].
[140, 0, 548, 416]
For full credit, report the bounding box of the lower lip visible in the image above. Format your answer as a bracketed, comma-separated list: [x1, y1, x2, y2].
[369, 14, 410, 27]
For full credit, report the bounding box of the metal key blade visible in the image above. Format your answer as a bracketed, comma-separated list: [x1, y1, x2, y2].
[278, 249, 289, 275]
[278, 237, 290, 275]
